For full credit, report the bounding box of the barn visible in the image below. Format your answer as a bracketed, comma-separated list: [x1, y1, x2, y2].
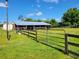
[3, 21, 51, 30]
[15, 21, 51, 30]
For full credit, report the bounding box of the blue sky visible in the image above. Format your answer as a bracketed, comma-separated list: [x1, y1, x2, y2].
[0, 0, 79, 22]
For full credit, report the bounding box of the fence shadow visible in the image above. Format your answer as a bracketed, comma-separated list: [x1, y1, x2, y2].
[21, 32, 28, 35]
[47, 39, 65, 48]
[32, 39, 65, 54]
[36, 40, 79, 59]
[69, 50, 79, 59]
[68, 42, 79, 47]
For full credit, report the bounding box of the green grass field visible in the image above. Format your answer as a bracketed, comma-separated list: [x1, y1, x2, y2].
[0, 28, 79, 59]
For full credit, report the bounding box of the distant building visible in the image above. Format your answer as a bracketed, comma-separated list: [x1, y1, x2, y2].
[3, 23, 15, 30]
[3, 21, 51, 30]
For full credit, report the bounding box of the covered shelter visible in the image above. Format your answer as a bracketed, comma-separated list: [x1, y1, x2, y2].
[15, 21, 51, 30]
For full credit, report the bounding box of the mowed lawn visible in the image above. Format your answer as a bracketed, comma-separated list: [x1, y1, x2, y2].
[0, 28, 79, 59]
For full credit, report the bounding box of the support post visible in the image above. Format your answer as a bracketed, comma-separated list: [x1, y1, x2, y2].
[33, 26, 35, 30]
[6, 0, 9, 40]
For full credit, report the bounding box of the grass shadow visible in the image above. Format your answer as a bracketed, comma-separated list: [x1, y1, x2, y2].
[37, 41, 65, 53]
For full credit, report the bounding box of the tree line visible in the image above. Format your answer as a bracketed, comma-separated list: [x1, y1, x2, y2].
[18, 8, 79, 27]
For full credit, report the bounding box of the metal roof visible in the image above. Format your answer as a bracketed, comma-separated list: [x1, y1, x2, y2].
[16, 21, 51, 26]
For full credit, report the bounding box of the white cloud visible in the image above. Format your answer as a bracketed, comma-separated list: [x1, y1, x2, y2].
[0, 2, 6, 7]
[27, 13, 34, 17]
[26, 11, 43, 17]
[35, 11, 43, 16]
[43, 0, 59, 3]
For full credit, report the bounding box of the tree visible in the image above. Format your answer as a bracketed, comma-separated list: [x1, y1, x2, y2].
[50, 18, 57, 26]
[42, 20, 50, 23]
[62, 8, 79, 26]
[24, 18, 33, 21]
[36, 19, 42, 22]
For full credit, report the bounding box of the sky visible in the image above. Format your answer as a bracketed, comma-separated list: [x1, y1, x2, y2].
[0, 0, 79, 23]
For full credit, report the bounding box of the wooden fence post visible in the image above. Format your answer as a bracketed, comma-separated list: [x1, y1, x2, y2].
[45, 27, 48, 43]
[65, 33, 68, 54]
[28, 30, 29, 37]
[36, 30, 38, 42]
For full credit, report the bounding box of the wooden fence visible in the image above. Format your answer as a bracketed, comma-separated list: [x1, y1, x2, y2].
[65, 33, 79, 54]
[17, 29, 79, 55]
[36, 29, 79, 54]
